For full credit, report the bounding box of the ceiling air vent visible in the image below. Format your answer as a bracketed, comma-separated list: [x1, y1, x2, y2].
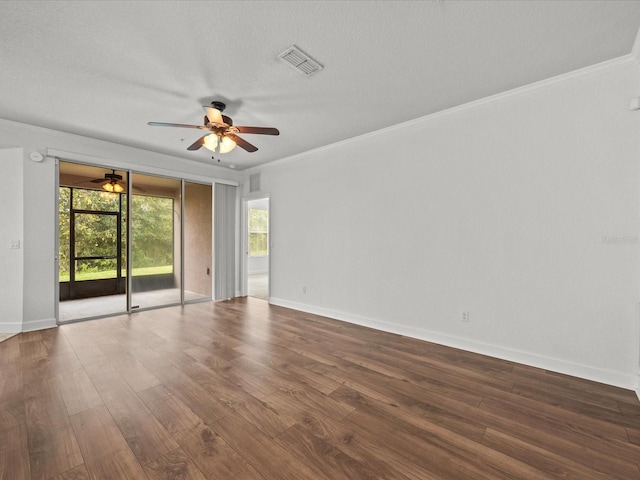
[278, 45, 323, 77]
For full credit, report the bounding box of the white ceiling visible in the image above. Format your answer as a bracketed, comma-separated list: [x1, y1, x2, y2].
[2, 1, 640, 171]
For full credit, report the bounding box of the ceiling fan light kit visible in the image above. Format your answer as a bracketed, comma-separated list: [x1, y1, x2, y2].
[203, 134, 219, 151]
[89, 169, 125, 193]
[219, 135, 237, 153]
[103, 181, 124, 193]
[148, 101, 279, 157]
[201, 132, 236, 154]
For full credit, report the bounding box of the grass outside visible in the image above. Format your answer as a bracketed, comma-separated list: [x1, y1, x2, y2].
[59, 265, 173, 282]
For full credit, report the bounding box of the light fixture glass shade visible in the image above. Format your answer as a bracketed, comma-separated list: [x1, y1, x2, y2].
[219, 135, 237, 153]
[203, 134, 218, 152]
[103, 182, 124, 193]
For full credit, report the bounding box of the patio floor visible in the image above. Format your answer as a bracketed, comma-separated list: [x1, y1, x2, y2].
[59, 288, 209, 323]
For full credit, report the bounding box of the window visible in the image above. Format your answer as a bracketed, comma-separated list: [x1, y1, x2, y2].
[248, 208, 268, 256]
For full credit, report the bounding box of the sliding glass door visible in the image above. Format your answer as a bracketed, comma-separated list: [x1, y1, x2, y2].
[130, 172, 182, 311]
[58, 161, 216, 322]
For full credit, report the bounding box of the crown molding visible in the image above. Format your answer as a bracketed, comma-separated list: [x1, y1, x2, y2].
[250, 54, 637, 175]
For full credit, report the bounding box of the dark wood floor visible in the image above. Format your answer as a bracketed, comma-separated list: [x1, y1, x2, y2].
[1, 297, 640, 479]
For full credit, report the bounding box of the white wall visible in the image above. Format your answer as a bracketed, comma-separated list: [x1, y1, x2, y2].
[0, 119, 241, 331]
[248, 59, 640, 390]
[0, 148, 24, 333]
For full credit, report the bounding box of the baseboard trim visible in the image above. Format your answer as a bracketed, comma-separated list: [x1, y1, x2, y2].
[269, 297, 638, 391]
[22, 318, 57, 333]
[0, 322, 22, 334]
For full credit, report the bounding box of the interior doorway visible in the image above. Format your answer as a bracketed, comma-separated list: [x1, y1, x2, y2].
[245, 196, 269, 300]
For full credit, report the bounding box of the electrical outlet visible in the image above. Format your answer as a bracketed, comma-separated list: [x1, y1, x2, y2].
[302, 286, 307, 294]
[460, 310, 470, 323]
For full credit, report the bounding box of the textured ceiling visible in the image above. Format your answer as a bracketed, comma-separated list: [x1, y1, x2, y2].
[1, 1, 640, 170]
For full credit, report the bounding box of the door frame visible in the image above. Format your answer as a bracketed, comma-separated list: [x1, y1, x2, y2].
[66, 208, 123, 300]
[240, 194, 270, 299]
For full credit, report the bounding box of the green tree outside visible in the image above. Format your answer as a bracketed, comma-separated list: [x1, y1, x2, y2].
[249, 208, 268, 256]
[59, 187, 174, 282]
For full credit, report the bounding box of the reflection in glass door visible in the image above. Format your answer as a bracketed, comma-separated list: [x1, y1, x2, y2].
[130, 173, 182, 310]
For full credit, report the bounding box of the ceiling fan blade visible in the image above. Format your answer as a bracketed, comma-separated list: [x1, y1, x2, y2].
[203, 106, 223, 125]
[235, 126, 280, 136]
[187, 136, 207, 151]
[148, 122, 207, 130]
[120, 182, 145, 193]
[69, 179, 103, 186]
[227, 134, 258, 153]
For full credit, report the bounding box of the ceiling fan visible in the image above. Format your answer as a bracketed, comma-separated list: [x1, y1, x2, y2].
[148, 101, 280, 154]
[76, 170, 143, 193]
[89, 170, 126, 193]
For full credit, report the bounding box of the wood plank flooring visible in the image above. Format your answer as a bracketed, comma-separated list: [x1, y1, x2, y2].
[1, 296, 640, 479]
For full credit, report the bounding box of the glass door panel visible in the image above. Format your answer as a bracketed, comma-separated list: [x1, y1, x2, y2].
[130, 173, 182, 310]
[184, 182, 213, 302]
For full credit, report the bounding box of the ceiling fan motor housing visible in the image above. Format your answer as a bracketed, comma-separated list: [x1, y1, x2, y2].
[211, 101, 226, 112]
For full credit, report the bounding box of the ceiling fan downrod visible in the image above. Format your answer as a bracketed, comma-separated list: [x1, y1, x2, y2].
[211, 101, 226, 112]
